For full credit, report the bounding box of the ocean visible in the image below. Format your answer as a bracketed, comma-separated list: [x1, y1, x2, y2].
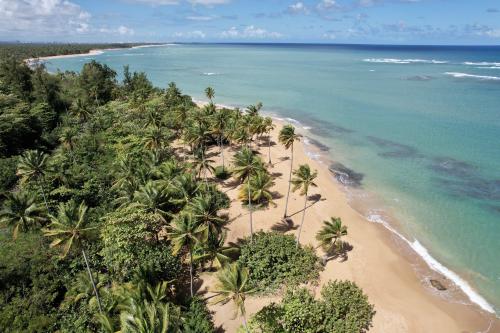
[45, 43, 500, 314]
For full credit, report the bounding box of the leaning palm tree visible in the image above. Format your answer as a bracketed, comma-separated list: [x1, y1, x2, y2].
[167, 213, 207, 297]
[232, 147, 265, 242]
[263, 117, 275, 165]
[205, 86, 215, 103]
[0, 191, 45, 239]
[16, 149, 50, 211]
[43, 200, 102, 313]
[238, 170, 275, 207]
[316, 217, 348, 265]
[291, 164, 317, 247]
[197, 231, 238, 270]
[212, 263, 255, 333]
[278, 125, 300, 218]
[246, 102, 262, 117]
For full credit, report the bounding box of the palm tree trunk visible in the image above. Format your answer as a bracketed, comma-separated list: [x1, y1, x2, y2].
[220, 136, 225, 170]
[248, 176, 253, 243]
[267, 133, 272, 165]
[283, 144, 293, 218]
[296, 189, 308, 248]
[82, 249, 103, 314]
[242, 311, 250, 333]
[189, 248, 194, 297]
[38, 179, 49, 212]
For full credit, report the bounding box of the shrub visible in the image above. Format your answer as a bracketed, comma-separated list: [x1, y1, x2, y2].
[237, 232, 319, 293]
[182, 297, 215, 333]
[249, 280, 375, 333]
[214, 165, 231, 180]
[0, 156, 17, 195]
[101, 210, 181, 282]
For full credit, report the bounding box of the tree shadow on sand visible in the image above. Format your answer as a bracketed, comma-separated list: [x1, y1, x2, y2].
[271, 217, 299, 232]
[321, 241, 354, 265]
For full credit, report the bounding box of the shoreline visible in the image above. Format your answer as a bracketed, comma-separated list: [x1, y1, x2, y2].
[195, 99, 499, 332]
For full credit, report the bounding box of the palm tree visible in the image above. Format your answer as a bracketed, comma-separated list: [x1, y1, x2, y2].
[0, 191, 45, 239]
[232, 147, 265, 242]
[291, 164, 317, 247]
[72, 98, 91, 122]
[263, 117, 275, 165]
[205, 86, 215, 103]
[278, 125, 300, 219]
[167, 213, 208, 297]
[238, 170, 275, 207]
[16, 149, 50, 211]
[59, 127, 79, 152]
[143, 126, 169, 152]
[133, 181, 172, 220]
[191, 148, 215, 182]
[197, 231, 238, 270]
[188, 193, 226, 235]
[246, 102, 262, 117]
[212, 263, 255, 333]
[61, 271, 108, 311]
[211, 108, 230, 170]
[316, 217, 348, 265]
[43, 200, 102, 313]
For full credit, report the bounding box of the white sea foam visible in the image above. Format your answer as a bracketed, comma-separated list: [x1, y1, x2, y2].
[284, 117, 302, 125]
[202, 72, 220, 76]
[444, 72, 500, 81]
[303, 126, 312, 130]
[366, 211, 495, 313]
[363, 58, 448, 64]
[463, 61, 500, 67]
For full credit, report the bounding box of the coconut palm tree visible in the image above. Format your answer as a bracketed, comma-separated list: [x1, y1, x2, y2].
[316, 217, 348, 265]
[278, 125, 300, 219]
[188, 193, 226, 235]
[211, 108, 230, 170]
[133, 181, 172, 220]
[59, 127, 79, 152]
[167, 213, 208, 297]
[291, 164, 317, 247]
[72, 98, 92, 122]
[212, 263, 255, 333]
[197, 231, 238, 270]
[61, 271, 108, 311]
[238, 170, 275, 207]
[263, 117, 275, 165]
[246, 102, 262, 117]
[16, 149, 50, 211]
[205, 86, 215, 103]
[0, 191, 45, 239]
[232, 147, 265, 242]
[191, 148, 215, 183]
[143, 126, 169, 152]
[43, 200, 102, 313]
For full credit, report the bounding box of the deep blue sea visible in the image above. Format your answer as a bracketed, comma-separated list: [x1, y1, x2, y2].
[45, 43, 500, 314]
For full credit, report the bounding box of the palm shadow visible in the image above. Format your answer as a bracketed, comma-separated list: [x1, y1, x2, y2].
[271, 217, 298, 232]
[288, 194, 325, 218]
[322, 241, 354, 265]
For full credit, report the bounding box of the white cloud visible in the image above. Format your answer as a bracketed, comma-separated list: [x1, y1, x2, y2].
[483, 29, 500, 38]
[317, 0, 338, 10]
[322, 31, 337, 39]
[0, 0, 91, 36]
[126, 0, 179, 5]
[220, 26, 283, 39]
[288, 2, 309, 14]
[186, 15, 216, 21]
[173, 30, 206, 38]
[188, 0, 231, 5]
[99, 25, 135, 35]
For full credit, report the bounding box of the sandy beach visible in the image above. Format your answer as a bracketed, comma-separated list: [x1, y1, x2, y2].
[191, 102, 499, 332]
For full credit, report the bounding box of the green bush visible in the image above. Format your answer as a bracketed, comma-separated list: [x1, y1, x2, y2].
[237, 232, 319, 293]
[250, 280, 375, 333]
[182, 297, 215, 333]
[0, 156, 17, 195]
[101, 210, 181, 282]
[214, 165, 231, 180]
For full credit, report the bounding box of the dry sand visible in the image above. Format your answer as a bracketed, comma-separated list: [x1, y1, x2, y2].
[191, 107, 499, 332]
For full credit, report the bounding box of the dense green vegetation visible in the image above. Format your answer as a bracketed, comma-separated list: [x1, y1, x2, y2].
[0, 43, 145, 61]
[0, 46, 374, 332]
[249, 281, 375, 333]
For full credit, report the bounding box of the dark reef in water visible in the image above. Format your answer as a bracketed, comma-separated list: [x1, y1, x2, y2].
[429, 157, 500, 202]
[329, 162, 364, 187]
[366, 136, 423, 159]
[305, 137, 330, 152]
[305, 115, 354, 138]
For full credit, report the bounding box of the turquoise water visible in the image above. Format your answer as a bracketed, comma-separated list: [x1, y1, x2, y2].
[46, 44, 500, 313]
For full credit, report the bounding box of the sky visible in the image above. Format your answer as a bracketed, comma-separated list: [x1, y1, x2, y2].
[1, 0, 500, 45]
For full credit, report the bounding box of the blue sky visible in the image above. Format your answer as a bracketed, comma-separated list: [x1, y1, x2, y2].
[1, 0, 500, 44]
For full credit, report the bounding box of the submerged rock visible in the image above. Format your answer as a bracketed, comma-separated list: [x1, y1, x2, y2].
[430, 279, 447, 291]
